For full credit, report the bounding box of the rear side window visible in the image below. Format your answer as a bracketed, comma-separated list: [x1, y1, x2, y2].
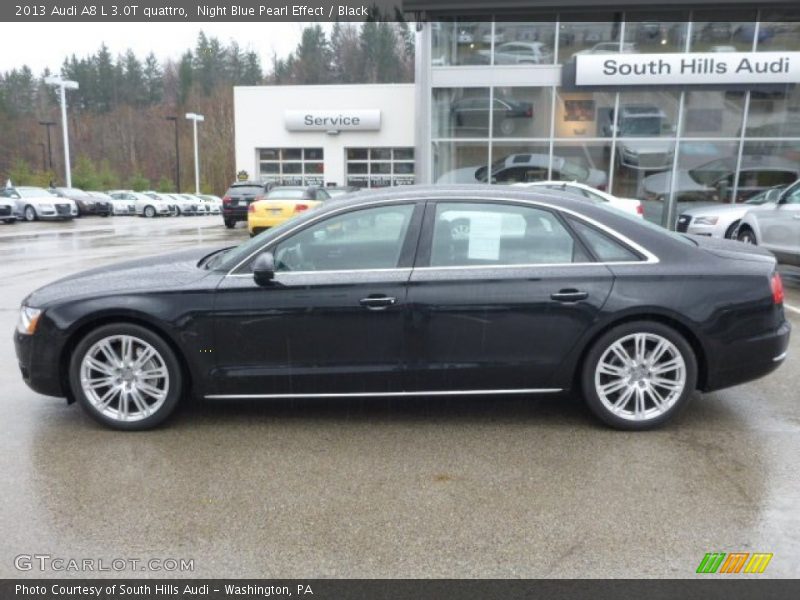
[430, 202, 586, 267]
[568, 218, 641, 263]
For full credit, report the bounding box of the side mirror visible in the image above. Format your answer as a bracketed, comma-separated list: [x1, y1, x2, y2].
[253, 252, 276, 286]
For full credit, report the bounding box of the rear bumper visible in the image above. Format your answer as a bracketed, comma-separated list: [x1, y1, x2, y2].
[704, 319, 791, 392]
[222, 207, 248, 222]
[248, 214, 291, 232]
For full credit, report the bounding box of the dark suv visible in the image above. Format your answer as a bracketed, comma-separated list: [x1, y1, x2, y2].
[221, 181, 274, 228]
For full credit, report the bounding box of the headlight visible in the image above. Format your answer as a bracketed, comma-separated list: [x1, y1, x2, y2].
[17, 306, 42, 335]
[694, 216, 719, 226]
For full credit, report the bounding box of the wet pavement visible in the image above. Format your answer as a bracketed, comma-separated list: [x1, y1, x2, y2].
[0, 215, 798, 578]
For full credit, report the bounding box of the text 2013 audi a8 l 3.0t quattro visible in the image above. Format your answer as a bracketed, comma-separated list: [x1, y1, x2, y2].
[14, 186, 790, 431]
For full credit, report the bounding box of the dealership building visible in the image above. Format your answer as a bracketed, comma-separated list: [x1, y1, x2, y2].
[234, 0, 800, 228]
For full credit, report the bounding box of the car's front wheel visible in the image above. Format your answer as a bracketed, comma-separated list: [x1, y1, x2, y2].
[143, 205, 156, 218]
[69, 324, 183, 430]
[24, 205, 37, 222]
[581, 321, 697, 430]
[737, 226, 757, 245]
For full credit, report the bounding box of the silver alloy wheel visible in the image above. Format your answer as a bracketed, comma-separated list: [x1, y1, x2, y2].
[144, 205, 156, 218]
[594, 332, 686, 422]
[79, 334, 170, 423]
[739, 230, 755, 244]
[24, 205, 36, 221]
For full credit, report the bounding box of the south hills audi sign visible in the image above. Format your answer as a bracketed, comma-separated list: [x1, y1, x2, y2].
[575, 52, 800, 86]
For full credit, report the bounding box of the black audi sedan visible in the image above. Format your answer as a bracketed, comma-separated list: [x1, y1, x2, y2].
[14, 185, 790, 431]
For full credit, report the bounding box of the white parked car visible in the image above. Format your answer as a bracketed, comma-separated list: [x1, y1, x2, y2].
[198, 194, 223, 215]
[146, 192, 196, 216]
[736, 181, 800, 266]
[482, 41, 553, 64]
[676, 185, 785, 239]
[513, 180, 644, 218]
[0, 194, 17, 224]
[107, 190, 172, 218]
[89, 191, 132, 215]
[2, 186, 77, 221]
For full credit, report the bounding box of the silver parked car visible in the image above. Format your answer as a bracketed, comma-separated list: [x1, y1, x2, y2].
[676, 185, 786, 239]
[736, 181, 800, 266]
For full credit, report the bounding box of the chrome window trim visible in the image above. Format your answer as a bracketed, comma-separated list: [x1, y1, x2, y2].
[205, 388, 562, 400]
[225, 195, 660, 277]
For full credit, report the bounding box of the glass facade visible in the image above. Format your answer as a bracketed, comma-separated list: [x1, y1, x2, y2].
[346, 147, 415, 188]
[257, 148, 324, 186]
[426, 11, 800, 229]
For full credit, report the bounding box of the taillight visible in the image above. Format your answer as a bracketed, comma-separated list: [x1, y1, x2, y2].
[248, 203, 255, 213]
[771, 272, 784, 305]
[222, 195, 232, 205]
[636, 203, 644, 216]
[294, 204, 309, 213]
[597, 184, 607, 191]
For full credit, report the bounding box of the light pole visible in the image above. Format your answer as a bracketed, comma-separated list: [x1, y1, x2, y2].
[44, 77, 79, 187]
[165, 116, 181, 193]
[38, 120, 56, 170]
[185, 112, 204, 194]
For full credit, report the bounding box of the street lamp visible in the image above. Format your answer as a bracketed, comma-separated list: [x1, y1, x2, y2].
[165, 116, 181, 193]
[44, 77, 79, 187]
[38, 120, 56, 170]
[185, 112, 205, 194]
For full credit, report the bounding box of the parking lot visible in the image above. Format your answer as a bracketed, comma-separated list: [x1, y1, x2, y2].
[0, 215, 799, 578]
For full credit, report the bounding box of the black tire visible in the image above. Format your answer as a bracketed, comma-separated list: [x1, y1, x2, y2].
[24, 205, 37, 222]
[724, 220, 740, 240]
[224, 219, 236, 229]
[143, 205, 156, 218]
[69, 323, 183, 431]
[581, 320, 698, 431]
[737, 226, 757, 245]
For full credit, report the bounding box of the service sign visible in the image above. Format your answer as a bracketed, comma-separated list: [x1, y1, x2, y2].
[285, 110, 381, 131]
[575, 52, 800, 86]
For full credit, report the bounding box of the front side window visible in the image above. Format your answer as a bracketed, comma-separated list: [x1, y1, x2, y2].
[430, 202, 584, 267]
[272, 204, 415, 273]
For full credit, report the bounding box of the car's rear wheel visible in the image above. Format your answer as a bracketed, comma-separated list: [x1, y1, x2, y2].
[24, 205, 37, 222]
[69, 324, 183, 430]
[143, 205, 156, 218]
[224, 219, 236, 229]
[581, 321, 697, 430]
[737, 226, 757, 245]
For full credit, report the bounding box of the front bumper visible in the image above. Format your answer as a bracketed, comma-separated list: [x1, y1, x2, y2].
[704, 319, 791, 392]
[14, 326, 67, 398]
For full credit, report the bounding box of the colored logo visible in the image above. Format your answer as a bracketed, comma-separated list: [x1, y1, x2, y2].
[696, 552, 773, 574]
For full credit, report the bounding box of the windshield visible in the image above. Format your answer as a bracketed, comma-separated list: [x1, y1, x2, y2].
[266, 189, 308, 200]
[620, 116, 662, 136]
[688, 158, 734, 186]
[745, 185, 785, 205]
[226, 185, 263, 195]
[559, 161, 590, 182]
[58, 187, 89, 197]
[18, 187, 56, 198]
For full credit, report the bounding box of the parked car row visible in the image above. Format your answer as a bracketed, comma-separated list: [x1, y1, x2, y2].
[0, 183, 223, 223]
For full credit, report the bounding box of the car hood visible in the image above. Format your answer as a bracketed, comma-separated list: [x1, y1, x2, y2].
[682, 202, 775, 217]
[689, 234, 776, 263]
[644, 170, 707, 195]
[25, 246, 225, 308]
[618, 139, 673, 154]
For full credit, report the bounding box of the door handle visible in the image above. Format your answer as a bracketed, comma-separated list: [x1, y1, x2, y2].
[359, 295, 397, 310]
[551, 289, 588, 302]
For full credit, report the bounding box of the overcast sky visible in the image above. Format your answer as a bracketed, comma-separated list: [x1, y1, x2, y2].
[0, 22, 313, 74]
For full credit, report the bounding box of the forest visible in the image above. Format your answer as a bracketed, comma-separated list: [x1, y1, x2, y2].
[0, 21, 414, 195]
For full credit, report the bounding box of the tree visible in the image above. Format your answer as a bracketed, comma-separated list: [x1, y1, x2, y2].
[293, 25, 332, 84]
[126, 172, 150, 191]
[143, 53, 163, 104]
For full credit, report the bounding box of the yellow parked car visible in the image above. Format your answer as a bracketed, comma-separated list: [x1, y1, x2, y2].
[247, 186, 331, 236]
